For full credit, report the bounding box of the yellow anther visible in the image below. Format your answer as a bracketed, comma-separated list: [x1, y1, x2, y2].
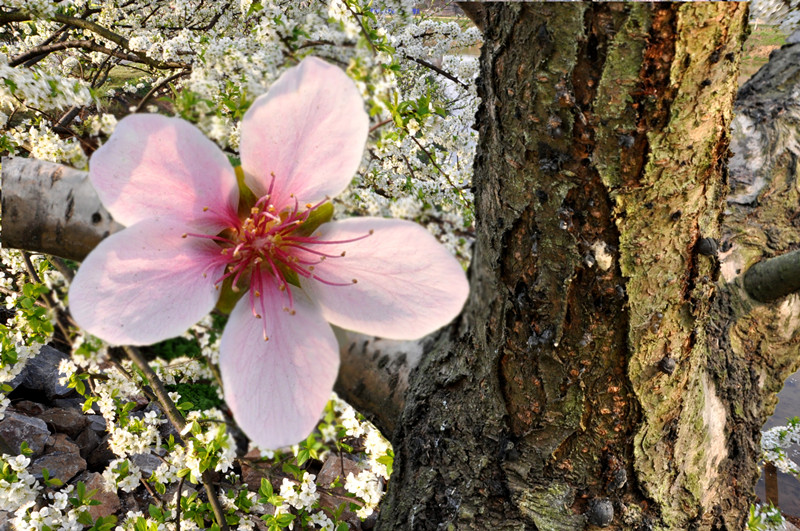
[181, 233, 188, 238]
[279, 284, 286, 291]
[290, 310, 296, 316]
[369, 229, 374, 235]
[256, 314, 262, 319]
[306, 203, 312, 208]
[340, 251, 346, 257]
[203, 206, 209, 211]
[352, 279, 358, 284]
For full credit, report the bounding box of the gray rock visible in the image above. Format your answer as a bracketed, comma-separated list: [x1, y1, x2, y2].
[12, 345, 73, 400]
[51, 397, 86, 410]
[86, 435, 116, 470]
[130, 452, 163, 477]
[39, 407, 89, 438]
[45, 433, 80, 455]
[86, 414, 107, 433]
[75, 427, 101, 460]
[73, 471, 120, 521]
[0, 412, 50, 457]
[31, 452, 86, 484]
[317, 454, 363, 488]
[12, 400, 45, 416]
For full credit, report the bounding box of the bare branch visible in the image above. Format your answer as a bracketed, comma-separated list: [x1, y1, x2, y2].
[122, 346, 229, 531]
[4, 11, 190, 69]
[1, 157, 124, 262]
[744, 249, 800, 303]
[10, 39, 149, 68]
[402, 54, 469, 89]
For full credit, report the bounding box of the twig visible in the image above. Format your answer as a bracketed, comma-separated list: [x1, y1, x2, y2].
[135, 69, 191, 113]
[369, 118, 393, 133]
[402, 53, 469, 89]
[344, 3, 377, 55]
[48, 256, 75, 283]
[10, 40, 143, 68]
[140, 477, 162, 506]
[408, 134, 466, 203]
[5, 11, 189, 69]
[0, 285, 47, 308]
[175, 476, 185, 531]
[123, 345, 230, 531]
[20, 251, 70, 340]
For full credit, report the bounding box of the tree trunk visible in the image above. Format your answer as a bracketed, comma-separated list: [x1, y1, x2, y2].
[378, 3, 754, 529]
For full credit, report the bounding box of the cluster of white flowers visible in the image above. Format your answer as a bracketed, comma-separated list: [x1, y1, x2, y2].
[274, 472, 335, 530]
[0, 344, 38, 420]
[761, 420, 800, 475]
[0, 454, 39, 511]
[182, 408, 237, 476]
[103, 458, 143, 493]
[749, 503, 787, 531]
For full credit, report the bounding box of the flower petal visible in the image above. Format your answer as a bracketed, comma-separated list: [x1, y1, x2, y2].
[90, 114, 239, 231]
[300, 218, 469, 340]
[219, 281, 339, 449]
[68, 219, 225, 345]
[239, 57, 368, 207]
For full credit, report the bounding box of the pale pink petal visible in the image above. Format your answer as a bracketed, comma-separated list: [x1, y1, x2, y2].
[91, 114, 239, 231]
[68, 219, 225, 345]
[219, 282, 339, 449]
[299, 218, 469, 340]
[239, 57, 368, 207]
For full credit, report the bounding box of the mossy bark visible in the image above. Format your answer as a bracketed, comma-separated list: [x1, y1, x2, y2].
[378, 3, 752, 529]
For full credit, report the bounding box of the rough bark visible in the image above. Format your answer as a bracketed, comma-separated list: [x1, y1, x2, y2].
[379, 3, 751, 529]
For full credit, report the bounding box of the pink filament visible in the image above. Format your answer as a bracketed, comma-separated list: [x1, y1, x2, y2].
[193, 190, 372, 339]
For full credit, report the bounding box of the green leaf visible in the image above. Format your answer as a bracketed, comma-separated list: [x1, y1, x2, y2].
[19, 441, 32, 456]
[148, 504, 163, 520]
[295, 202, 334, 237]
[77, 511, 94, 526]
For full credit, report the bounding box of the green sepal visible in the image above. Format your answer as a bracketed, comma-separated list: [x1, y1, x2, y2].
[235, 165, 258, 216]
[295, 202, 334, 237]
[215, 276, 247, 315]
[277, 263, 301, 289]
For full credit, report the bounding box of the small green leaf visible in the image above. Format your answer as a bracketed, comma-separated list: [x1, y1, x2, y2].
[295, 202, 334, 237]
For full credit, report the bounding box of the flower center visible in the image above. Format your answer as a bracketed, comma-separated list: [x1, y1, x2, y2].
[185, 184, 371, 340]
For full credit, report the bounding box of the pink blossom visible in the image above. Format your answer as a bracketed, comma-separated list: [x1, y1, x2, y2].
[68, 57, 469, 448]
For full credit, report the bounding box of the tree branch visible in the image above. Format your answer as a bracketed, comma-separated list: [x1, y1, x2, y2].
[1, 157, 124, 262]
[743, 249, 800, 302]
[0, 157, 418, 435]
[10, 40, 151, 68]
[4, 11, 190, 69]
[122, 346, 229, 531]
